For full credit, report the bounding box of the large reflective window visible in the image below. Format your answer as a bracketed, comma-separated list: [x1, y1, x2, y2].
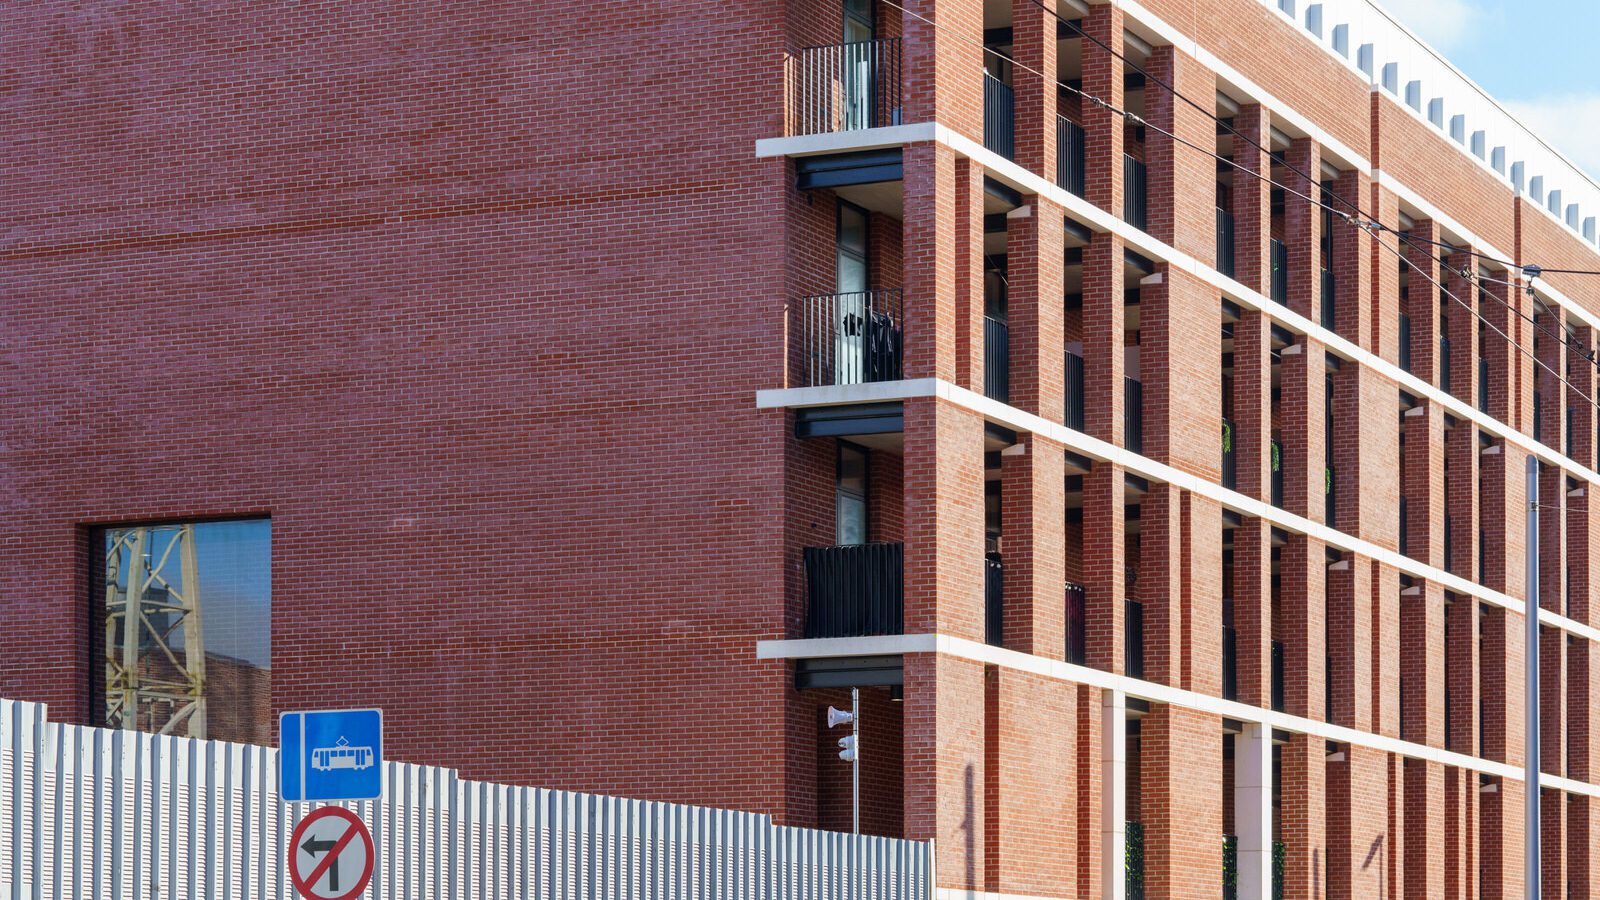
[91, 519, 271, 744]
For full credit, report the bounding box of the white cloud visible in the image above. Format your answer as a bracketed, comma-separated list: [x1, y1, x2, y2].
[1374, 0, 1482, 53]
[1502, 94, 1600, 182]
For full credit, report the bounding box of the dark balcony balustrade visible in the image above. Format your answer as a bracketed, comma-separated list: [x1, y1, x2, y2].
[1222, 624, 1238, 701]
[1269, 240, 1288, 304]
[1270, 639, 1285, 712]
[803, 542, 903, 638]
[1478, 356, 1489, 412]
[1125, 599, 1145, 679]
[1058, 117, 1087, 198]
[1269, 439, 1284, 509]
[1221, 418, 1238, 490]
[1124, 155, 1148, 231]
[788, 39, 903, 135]
[985, 555, 1004, 646]
[983, 72, 1015, 161]
[1438, 336, 1451, 394]
[1325, 466, 1335, 528]
[984, 315, 1011, 403]
[797, 289, 903, 387]
[1224, 836, 1288, 900]
[1065, 582, 1087, 665]
[1125, 378, 1144, 455]
[1216, 207, 1237, 278]
[1065, 351, 1087, 431]
[1320, 268, 1335, 331]
[1127, 822, 1146, 900]
[1399, 313, 1413, 373]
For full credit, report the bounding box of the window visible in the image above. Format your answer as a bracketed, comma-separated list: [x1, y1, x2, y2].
[836, 443, 869, 544]
[91, 518, 271, 744]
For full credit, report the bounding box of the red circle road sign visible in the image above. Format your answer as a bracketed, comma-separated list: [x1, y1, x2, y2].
[288, 806, 375, 900]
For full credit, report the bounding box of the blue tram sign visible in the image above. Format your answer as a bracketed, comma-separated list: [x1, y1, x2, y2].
[280, 709, 383, 803]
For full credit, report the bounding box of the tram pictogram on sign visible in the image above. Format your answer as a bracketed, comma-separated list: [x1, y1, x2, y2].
[288, 806, 375, 900]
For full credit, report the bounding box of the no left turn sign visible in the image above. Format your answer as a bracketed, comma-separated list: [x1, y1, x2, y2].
[289, 806, 375, 900]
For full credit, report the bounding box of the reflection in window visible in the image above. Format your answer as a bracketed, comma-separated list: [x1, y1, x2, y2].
[92, 519, 271, 745]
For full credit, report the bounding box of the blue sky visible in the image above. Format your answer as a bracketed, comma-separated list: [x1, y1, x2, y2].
[1379, 0, 1600, 178]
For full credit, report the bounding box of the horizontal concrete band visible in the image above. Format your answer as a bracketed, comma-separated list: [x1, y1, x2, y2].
[756, 632, 1600, 800]
[756, 123, 1600, 505]
[757, 376, 1600, 649]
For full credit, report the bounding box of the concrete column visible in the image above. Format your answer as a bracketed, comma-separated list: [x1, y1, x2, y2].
[1009, 0, 1056, 181]
[1000, 432, 1066, 657]
[1231, 105, 1273, 297]
[1102, 689, 1128, 900]
[902, 652, 988, 891]
[902, 397, 988, 638]
[1085, 460, 1127, 674]
[1083, 231, 1127, 445]
[1283, 138, 1323, 323]
[902, 143, 960, 381]
[1080, 4, 1124, 218]
[1280, 335, 1328, 523]
[1332, 170, 1374, 350]
[1005, 196, 1066, 420]
[1142, 705, 1223, 900]
[955, 157, 987, 394]
[1234, 722, 1273, 900]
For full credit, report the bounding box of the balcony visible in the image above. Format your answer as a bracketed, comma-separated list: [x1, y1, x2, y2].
[985, 555, 1004, 646]
[1066, 582, 1087, 665]
[796, 290, 903, 387]
[1065, 350, 1086, 431]
[983, 72, 1015, 161]
[1320, 269, 1335, 331]
[1478, 356, 1489, 412]
[1216, 207, 1237, 278]
[1221, 418, 1237, 490]
[787, 39, 902, 135]
[1439, 335, 1451, 394]
[1125, 378, 1144, 455]
[1325, 466, 1335, 528]
[1399, 313, 1412, 373]
[1058, 117, 1087, 198]
[1123, 155, 1148, 231]
[803, 542, 903, 638]
[1269, 240, 1288, 304]
[985, 315, 1010, 403]
[1222, 623, 1238, 700]
[1125, 599, 1145, 679]
[1270, 639, 1285, 712]
[1269, 439, 1284, 508]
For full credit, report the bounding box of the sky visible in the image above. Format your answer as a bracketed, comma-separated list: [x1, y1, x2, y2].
[1376, 0, 1600, 179]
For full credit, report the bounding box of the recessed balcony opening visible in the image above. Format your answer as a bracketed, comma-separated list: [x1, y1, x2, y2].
[793, 189, 905, 389]
[797, 677, 905, 838]
[785, 0, 904, 136]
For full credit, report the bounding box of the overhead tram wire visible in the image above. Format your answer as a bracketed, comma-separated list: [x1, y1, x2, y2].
[872, 0, 1600, 415]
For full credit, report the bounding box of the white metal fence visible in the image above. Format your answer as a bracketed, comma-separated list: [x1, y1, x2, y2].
[1, 699, 933, 899]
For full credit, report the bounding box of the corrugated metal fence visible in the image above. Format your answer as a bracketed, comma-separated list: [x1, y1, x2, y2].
[1, 699, 933, 899]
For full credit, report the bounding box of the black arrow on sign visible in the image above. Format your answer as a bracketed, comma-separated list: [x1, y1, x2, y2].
[301, 832, 343, 892]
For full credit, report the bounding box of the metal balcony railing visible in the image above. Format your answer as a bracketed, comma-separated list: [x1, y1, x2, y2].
[1065, 582, 1087, 665]
[1271, 639, 1285, 712]
[984, 315, 1010, 403]
[1325, 465, 1335, 528]
[1222, 835, 1287, 900]
[1058, 117, 1087, 197]
[1478, 356, 1489, 412]
[1439, 335, 1451, 394]
[1221, 418, 1237, 490]
[1269, 439, 1284, 509]
[1320, 268, 1335, 331]
[985, 555, 1004, 646]
[1399, 313, 1412, 373]
[983, 72, 1015, 161]
[1270, 240, 1288, 304]
[797, 290, 903, 386]
[1123, 155, 1148, 231]
[1125, 378, 1144, 455]
[787, 39, 903, 135]
[1216, 207, 1237, 278]
[1065, 351, 1087, 431]
[1125, 599, 1145, 679]
[803, 542, 903, 638]
[1222, 624, 1238, 701]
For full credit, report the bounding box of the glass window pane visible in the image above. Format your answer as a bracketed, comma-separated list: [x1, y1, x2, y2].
[837, 496, 868, 545]
[838, 444, 868, 494]
[838, 204, 868, 256]
[92, 518, 271, 745]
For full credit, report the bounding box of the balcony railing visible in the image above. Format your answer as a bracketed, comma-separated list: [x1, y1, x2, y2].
[1125, 599, 1145, 679]
[797, 290, 903, 386]
[1269, 439, 1284, 508]
[984, 315, 1010, 403]
[1221, 418, 1237, 490]
[1270, 639, 1285, 712]
[1124, 155, 1148, 231]
[1399, 313, 1412, 372]
[1269, 240, 1288, 304]
[1125, 378, 1144, 455]
[803, 542, 903, 638]
[1320, 268, 1335, 331]
[1127, 822, 1146, 900]
[1066, 582, 1087, 665]
[985, 555, 1004, 646]
[1058, 117, 1087, 197]
[1222, 835, 1287, 900]
[1439, 335, 1451, 394]
[1478, 356, 1489, 412]
[983, 72, 1015, 161]
[1216, 207, 1237, 278]
[1065, 351, 1086, 431]
[1222, 624, 1238, 700]
[787, 39, 903, 135]
[1325, 465, 1335, 528]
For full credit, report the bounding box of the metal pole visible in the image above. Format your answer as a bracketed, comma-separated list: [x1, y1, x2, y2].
[851, 686, 860, 835]
[1526, 454, 1541, 900]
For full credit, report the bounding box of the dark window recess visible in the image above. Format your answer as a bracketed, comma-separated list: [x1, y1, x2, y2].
[1123, 155, 1148, 231]
[1270, 439, 1284, 509]
[1065, 351, 1087, 431]
[1125, 599, 1145, 679]
[1222, 418, 1237, 490]
[1058, 117, 1087, 198]
[985, 554, 1004, 646]
[1270, 240, 1288, 304]
[1125, 378, 1144, 455]
[985, 316, 1010, 403]
[1399, 313, 1412, 373]
[983, 71, 1015, 161]
[804, 542, 903, 638]
[1216, 207, 1237, 278]
[1320, 269, 1335, 331]
[1222, 623, 1238, 701]
[1065, 582, 1088, 665]
[1271, 640, 1286, 712]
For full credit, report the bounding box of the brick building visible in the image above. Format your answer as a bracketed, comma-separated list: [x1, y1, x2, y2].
[4, 0, 1600, 896]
